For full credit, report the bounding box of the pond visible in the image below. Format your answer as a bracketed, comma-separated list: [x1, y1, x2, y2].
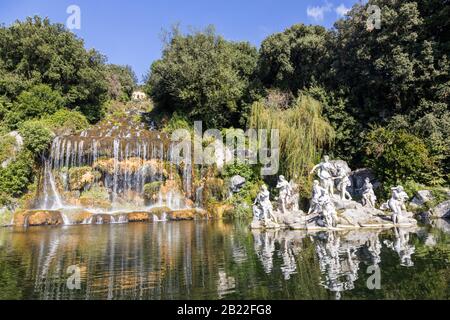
[0, 220, 449, 300]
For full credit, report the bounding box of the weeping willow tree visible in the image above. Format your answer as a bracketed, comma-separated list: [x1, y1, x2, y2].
[249, 94, 334, 195]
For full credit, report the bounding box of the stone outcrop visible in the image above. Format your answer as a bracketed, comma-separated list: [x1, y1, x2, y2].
[410, 190, 434, 207]
[1, 131, 23, 169]
[428, 200, 450, 219]
[229, 175, 246, 193]
[14, 210, 64, 226]
[167, 208, 209, 220]
[127, 212, 151, 222]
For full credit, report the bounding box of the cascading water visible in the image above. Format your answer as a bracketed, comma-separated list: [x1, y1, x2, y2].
[35, 115, 194, 218]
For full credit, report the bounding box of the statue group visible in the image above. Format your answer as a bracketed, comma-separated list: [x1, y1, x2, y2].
[251, 155, 417, 230]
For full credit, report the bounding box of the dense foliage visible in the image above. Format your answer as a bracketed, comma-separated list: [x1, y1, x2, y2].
[1, 0, 449, 208]
[364, 127, 439, 188]
[146, 26, 259, 128]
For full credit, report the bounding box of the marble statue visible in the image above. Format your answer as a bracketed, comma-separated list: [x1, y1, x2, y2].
[310, 155, 335, 197]
[288, 178, 300, 212]
[253, 185, 277, 223]
[387, 186, 409, 224]
[308, 180, 337, 228]
[320, 191, 338, 228]
[308, 180, 328, 215]
[276, 175, 292, 214]
[361, 177, 377, 208]
[334, 164, 352, 201]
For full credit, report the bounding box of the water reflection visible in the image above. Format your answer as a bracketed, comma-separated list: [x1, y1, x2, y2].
[383, 228, 415, 267]
[0, 222, 448, 300]
[251, 227, 426, 299]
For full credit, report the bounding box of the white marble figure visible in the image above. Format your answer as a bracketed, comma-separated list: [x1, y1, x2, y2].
[276, 175, 292, 214]
[308, 180, 327, 215]
[310, 155, 335, 197]
[288, 178, 300, 212]
[388, 186, 409, 224]
[361, 177, 377, 208]
[308, 180, 337, 227]
[334, 165, 352, 201]
[320, 191, 338, 228]
[253, 185, 277, 223]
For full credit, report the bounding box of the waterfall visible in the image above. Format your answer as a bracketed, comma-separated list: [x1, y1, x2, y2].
[41, 160, 63, 210]
[195, 186, 203, 208]
[153, 212, 167, 222]
[35, 116, 198, 213]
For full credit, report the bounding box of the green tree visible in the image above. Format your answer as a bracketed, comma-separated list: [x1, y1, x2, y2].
[0, 151, 34, 199]
[105, 64, 137, 101]
[18, 120, 54, 155]
[146, 26, 258, 128]
[0, 16, 108, 123]
[364, 127, 440, 187]
[3, 84, 64, 129]
[258, 24, 332, 93]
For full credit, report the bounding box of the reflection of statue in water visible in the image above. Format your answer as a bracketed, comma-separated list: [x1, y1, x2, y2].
[276, 175, 292, 214]
[387, 186, 409, 224]
[361, 177, 377, 208]
[334, 165, 352, 201]
[280, 238, 297, 280]
[314, 232, 360, 300]
[253, 185, 277, 223]
[310, 155, 335, 197]
[252, 231, 276, 273]
[366, 234, 382, 266]
[384, 228, 415, 267]
[251, 230, 304, 279]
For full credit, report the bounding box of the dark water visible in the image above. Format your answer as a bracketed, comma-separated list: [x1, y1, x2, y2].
[0, 220, 449, 300]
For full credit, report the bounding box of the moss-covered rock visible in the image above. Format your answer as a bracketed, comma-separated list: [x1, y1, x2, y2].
[14, 210, 64, 226]
[0, 207, 13, 226]
[127, 212, 151, 222]
[143, 181, 163, 203]
[167, 208, 209, 220]
[68, 166, 98, 191]
[79, 186, 111, 210]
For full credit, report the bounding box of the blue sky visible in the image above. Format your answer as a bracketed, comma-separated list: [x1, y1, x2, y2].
[0, 0, 359, 82]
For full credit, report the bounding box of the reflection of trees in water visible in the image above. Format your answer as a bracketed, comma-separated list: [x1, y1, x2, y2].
[1, 223, 449, 300]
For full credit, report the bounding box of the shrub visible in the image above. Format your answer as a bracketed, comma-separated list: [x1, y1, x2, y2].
[0, 134, 17, 164]
[0, 151, 34, 198]
[222, 161, 258, 182]
[42, 109, 89, 134]
[143, 181, 163, 202]
[162, 112, 191, 133]
[5, 84, 64, 128]
[364, 127, 440, 188]
[18, 120, 54, 155]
